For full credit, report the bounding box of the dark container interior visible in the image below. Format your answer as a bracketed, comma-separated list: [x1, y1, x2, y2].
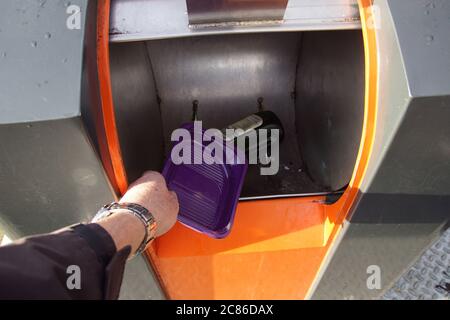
[109, 30, 365, 198]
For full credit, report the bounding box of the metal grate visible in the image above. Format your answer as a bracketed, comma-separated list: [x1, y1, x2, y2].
[383, 227, 450, 300]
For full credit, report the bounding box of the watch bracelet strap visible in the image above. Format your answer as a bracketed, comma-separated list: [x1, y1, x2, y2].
[92, 202, 156, 257]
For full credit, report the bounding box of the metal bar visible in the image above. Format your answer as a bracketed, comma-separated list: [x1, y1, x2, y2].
[186, 0, 289, 25]
[110, 0, 361, 43]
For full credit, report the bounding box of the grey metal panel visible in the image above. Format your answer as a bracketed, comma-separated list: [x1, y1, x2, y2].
[0, 0, 87, 124]
[109, 42, 165, 182]
[311, 0, 450, 299]
[295, 30, 365, 190]
[186, 0, 288, 25]
[0, 117, 164, 300]
[119, 256, 166, 300]
[388, 0, 450, 97]
[80, 0, 101, 152]
[356, 97, 450, 201]
[146, 33, 300, 149]
[0, 117, 114, 238]
[109, 0, 361, 43]
[145, 33, 322, 196]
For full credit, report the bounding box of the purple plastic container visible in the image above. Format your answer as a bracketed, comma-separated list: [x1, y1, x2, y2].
[162, 123, 248, 238]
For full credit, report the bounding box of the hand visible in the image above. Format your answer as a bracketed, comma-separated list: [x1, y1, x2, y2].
[120, 171, 179, 237]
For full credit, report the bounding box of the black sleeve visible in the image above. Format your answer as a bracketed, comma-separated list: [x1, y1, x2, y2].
[0, 223, 130, 300]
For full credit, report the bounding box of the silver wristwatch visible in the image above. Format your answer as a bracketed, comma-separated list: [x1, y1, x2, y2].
[92, 202, 157, 257]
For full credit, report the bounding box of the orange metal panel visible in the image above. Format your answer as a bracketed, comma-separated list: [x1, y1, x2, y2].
[147, 196, 329, 299]
[148, 246, 329, 299]
[156, 196, 326, 258]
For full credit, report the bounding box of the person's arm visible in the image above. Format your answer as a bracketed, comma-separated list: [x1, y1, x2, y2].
[0, 171, 178, 300]
[96, 171, 179, 256]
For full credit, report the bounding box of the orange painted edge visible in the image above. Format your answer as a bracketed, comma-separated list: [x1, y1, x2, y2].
[97, 0, 165, 296]
[338, 0, 378, 221]
[97, 0, 128, 195]
[305, 0, 379, 297]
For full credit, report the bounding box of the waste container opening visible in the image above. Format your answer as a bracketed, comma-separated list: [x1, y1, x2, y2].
[108, 30, 365, 199]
